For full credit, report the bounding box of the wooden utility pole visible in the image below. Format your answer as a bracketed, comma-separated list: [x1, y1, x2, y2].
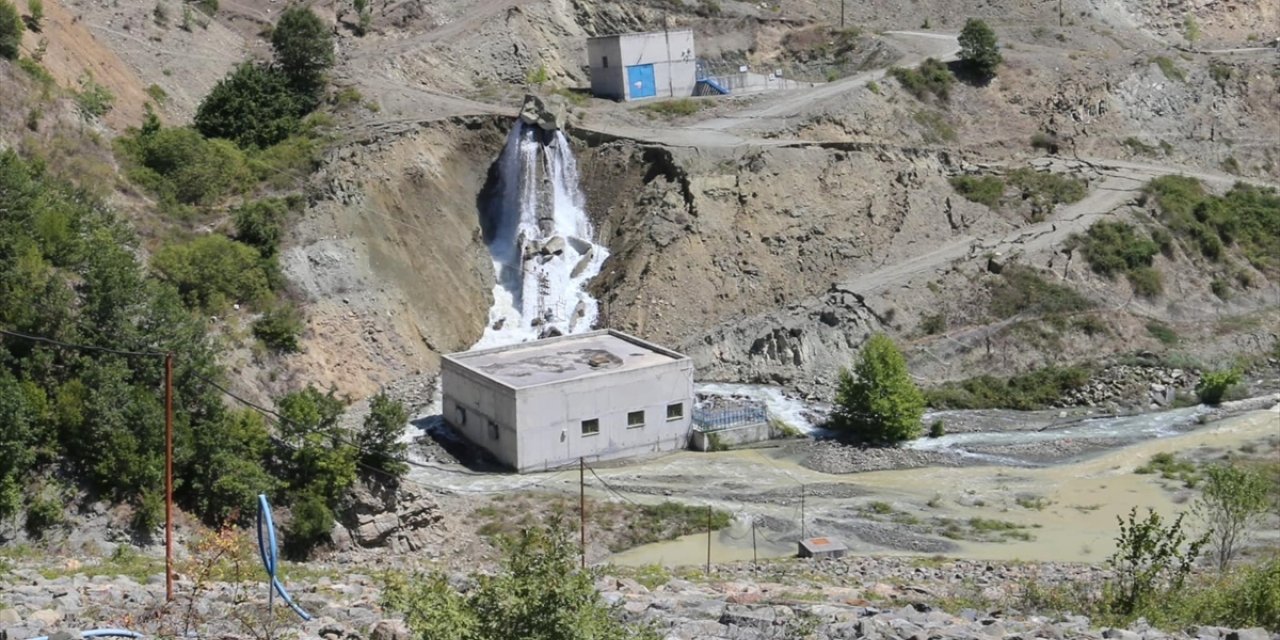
[579, 457, 586, 569]
[164, 352, 174, 603]
[705, 506, 712, 576]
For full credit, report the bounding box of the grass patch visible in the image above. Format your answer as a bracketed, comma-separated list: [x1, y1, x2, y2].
[1151, 56, 1186, 82]
[950, 175, 1004, 207]
[1146, 321, 1180, 345]
[936, 517, 1035, 542]
[1135, 452, 1201, 488]
[471, 495, 731, 553]
[1005, 168, 1086, 219]
[924, 365, 1091, 410]
[1122, 137, 1161, 156]
[913, 110, 956, 143]
[639, 98, 706, 118]
[889, 58, 953, 102]
[1014, 495, 1051, 510]
[988, 265, 1093, 320]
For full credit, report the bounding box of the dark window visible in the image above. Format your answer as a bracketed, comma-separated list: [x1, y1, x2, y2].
[581, 418, 600, 436]
[602, 56, 609, 68]
[666, 403, 684, 421]
[627, 410, 645, 428]
[457, 406, 467, 425]
[488, 420, 499, 440]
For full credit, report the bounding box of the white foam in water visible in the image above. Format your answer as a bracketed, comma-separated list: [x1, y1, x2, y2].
[475, 122, 609, 349]
[696, 382, 826, 433]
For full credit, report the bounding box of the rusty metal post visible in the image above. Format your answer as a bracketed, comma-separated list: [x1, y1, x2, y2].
[164, 352, 174, 603]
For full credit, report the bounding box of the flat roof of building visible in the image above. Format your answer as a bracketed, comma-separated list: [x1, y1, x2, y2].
[587, 28, 694, 41]
[443, 330, 689, 390]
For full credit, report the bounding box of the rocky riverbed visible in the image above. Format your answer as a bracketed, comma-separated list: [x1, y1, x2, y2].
[2, 556, 1275, 640]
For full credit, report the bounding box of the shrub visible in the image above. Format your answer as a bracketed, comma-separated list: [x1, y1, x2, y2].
[1127, 266, 1164, 298]
[1145, 321, 1179, 345]
[253, 302, 303, 353]
[639, 98, 704, 118]
[24, 493, 64, 537]
[958, 18, 1001, 79]
[1030, 132, 1060, 153]
[277, 385, 355, 505]
[913, 110, 956, 143]
[890, 58, 953, 102]
[988, 265, 1093, 319]
[829, 334, 925, 445]
[1192, 464, 1271, 571]
[924, 365, 1091, 410]
[116, 125, 252, 211]
[1006, 168, 1086, 217]
[1195, 369, 1240, 405]
[1151, 56, 1186, 82]
[233, 198, 291, 256]
[1105, 507, 1204, 618]
[151, 235, 272, 312]
[195, 62, 304, 149]
[928, 419, 945, 438]
[284, 492, 334, 559]
[1122, 137, 1159, 156]
[920, 312, 946, 335]
[950, 175, 1004, 207]
[74, 73, 115, 119]
[359, 392, 409, 478]
[26, 0, 40, 30]
[0, 0, 21, 60]
[1072, 220, 1160, 285]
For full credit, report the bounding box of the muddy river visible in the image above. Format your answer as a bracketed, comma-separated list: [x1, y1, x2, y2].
[407, 403, 1279, 568]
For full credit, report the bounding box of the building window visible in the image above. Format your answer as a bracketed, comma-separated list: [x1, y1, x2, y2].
[627, 410, 645, 429]
[602, 55, 608, 68]
[666, 402, 684, 421]
[488, 420, 499, 440]
[581, 418, 600, 436]
[457, 406, 467, 425]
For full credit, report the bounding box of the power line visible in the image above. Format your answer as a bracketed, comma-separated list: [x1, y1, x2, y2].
[0, 328, 168, 358]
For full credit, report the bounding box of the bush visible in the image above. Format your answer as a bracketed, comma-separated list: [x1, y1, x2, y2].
[186, 409, 276, 523]
[116, 125, 251, 212]
[1006, 168, 1086, 218]
[1071, 221, 1162, 295]
[829, 334, 925, 445]
[1151, 56, 1185, 82]
[271, 6, 334, 97]
[928, 420, 945, 438]
[74, 73, 115, 119]
[913, 110, 956, 143]
[233, 198, 291, 256]
[359, 392, 409, 478]
[277, 385, 355, 505]
[639, 98, 705, 118]
[1192, 464, 1271, 571]
[890, 58, 953, 102]
[1105, 507, 1204, 619]
[920, 312, 946, 335]
[24, 493, 64, 537]
[1127, 266, 1164, 298]
[1195, 369, 1240, 406]
[1030, 132, 1060, 153]
[924, 365, 1091, 410]
[26, 0, 40, 30]
[950, 175, 1004, 207]
[0, 0, 21, 60]
[1145, 321, 1179, 345]
[253, 302, 303, 353]
[151, 235, 272, 312]
[195, 62, 304, 149]
[284, 492, 333, 558]
[988, 265, 1093, 319]
[958, 18, 1001, 79]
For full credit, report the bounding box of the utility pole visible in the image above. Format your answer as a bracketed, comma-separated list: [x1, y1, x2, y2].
[841, 0, 845, 28]
[164, 352, 174, 603]
[751, 519, 758, 567]
[800, 484, 806, 540]
[705, 506, 712, 576]
[579, 457, 586, 569]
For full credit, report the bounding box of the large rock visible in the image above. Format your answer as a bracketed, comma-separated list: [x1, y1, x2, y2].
[519, 94, 565, 131]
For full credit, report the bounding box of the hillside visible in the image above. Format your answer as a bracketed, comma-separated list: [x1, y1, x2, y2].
[0, 0, 1278, 637]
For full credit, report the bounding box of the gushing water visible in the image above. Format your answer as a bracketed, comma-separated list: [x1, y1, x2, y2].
[476, 121, 608, 348]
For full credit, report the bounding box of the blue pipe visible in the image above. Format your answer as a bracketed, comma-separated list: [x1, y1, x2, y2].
[256, 494, 312, 621]
[28, 630, 144, 640]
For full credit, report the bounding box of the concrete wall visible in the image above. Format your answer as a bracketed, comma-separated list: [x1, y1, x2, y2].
[441, 359, 519, 468]
[589, 30, 696, 101]
[689, 421, 771, 451]
[586, 37, 625, 100]
[513, 357, 694, 472]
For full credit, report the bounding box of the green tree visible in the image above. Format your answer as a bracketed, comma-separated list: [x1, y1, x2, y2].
[233, 198, 290, 256]
[830, 334, 925, 445]
[116, 125, 251, 210]
[1106, 507, 1205, 618]
[195, 62, 304, 149]
[958, 18, 1001, 79]
[150, 235, 272, 312]
[1192, 464, 1271, 571]
[284, 490, 334, 558]
[277, 385, 355, 505]
[271, 6, 333, 98]
[0, 0, 22, 59]
[186, 408, 276, 523]
[359, 392, 409, 479]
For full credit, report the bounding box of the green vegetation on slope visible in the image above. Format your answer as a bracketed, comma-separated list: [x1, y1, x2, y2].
[924, 365, 1091, 410]
[1145, 176, 1280, 277]
[890, 58, 954, 102]
[1070, 220, 1163, 298]
[988, 265, 1093, 319]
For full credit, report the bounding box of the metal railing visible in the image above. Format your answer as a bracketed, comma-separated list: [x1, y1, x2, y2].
[692, 404, 768, 432]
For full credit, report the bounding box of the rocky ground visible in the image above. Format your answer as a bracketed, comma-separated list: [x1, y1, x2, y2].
[2, 555, 1276, 640]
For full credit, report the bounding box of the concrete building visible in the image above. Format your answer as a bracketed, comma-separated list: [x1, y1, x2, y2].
[441, 330, 695, 472]
[587, 29, 696, 101]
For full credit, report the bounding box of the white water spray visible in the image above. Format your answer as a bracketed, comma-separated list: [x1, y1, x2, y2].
[475, 121, 609, 348]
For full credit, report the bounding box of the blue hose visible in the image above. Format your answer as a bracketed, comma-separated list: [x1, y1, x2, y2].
[256, 494, 312, 621]
[28, 630, 144, 640]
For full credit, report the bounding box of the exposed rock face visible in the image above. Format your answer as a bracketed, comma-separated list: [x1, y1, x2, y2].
[519, 93, 565, 131]
[337, 481, 445, 554]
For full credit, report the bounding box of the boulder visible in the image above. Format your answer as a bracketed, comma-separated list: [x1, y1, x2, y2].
[370, 619, 412, 640]
[518, 94, 564, 131]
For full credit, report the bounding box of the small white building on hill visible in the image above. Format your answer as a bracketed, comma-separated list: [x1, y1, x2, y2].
[587, 29, 697, 101]
[441, 330, 695, 472]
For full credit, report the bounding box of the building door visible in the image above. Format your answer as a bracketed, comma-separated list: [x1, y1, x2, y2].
[626, 64, 656, 99]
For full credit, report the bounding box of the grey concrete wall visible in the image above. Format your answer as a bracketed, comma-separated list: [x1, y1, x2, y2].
[512, 358, 694, 472]
[441, 359, 519, 468]
[587, 36, 625, 100]
[689, 421, 771, 451]
[615, 30, 696, 100]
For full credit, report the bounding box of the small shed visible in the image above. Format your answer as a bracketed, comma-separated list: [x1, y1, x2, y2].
[798, 536, 848, 559]
[587, 29, 696, 101]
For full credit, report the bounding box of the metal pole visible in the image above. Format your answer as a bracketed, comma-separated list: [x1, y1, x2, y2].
[841, 0, 845, 28]
[751, 519, 758, 567]
[705, 505, 712, 576]
[164, 352, 174, 603]
[800, 483, 806, 540]
[579, 457, 586, 569]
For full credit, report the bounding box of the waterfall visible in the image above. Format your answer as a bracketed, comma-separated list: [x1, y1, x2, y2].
[475, 120, 609, 348]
